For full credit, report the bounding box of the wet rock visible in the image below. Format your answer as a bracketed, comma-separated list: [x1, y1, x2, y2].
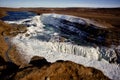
[29, 56, 51, 67]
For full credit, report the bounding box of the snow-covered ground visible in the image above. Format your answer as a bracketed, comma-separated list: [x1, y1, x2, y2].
[4, 13, 120, 80]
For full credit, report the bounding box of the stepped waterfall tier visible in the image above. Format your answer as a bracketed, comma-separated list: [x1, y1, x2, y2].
[2, 12, 120, 80]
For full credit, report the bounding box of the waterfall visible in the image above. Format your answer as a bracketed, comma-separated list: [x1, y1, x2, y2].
[5, 13, 119, 80]
[5, 14, 118, 64]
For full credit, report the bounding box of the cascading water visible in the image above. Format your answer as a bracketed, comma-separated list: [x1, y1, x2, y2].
[40, 14, 120, 63]
[1, 12, 120, 80]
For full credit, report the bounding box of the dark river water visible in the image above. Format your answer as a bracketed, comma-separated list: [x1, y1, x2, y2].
[1, 11, 36, 21]
[0, 11, 107, 46]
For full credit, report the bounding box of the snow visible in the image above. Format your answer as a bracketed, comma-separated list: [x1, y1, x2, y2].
[4, 13, 120, 80]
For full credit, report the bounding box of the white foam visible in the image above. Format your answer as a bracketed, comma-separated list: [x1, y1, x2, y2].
[11, 37, 120, 80]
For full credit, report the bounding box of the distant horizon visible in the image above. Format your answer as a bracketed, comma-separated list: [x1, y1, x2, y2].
[0, 6, 120, 9]
[0, 0, 120, 8]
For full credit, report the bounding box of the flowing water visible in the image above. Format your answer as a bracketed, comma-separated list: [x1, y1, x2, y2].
[1, 12, 120, 80]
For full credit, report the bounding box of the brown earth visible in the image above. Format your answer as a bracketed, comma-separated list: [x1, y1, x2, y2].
[0, 20, 27, 62]
[0, 20, 12, 59]
[0, 56, 110, 80]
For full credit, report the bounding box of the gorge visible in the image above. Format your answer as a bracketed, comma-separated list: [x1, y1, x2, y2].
[1, 11, 120, 80]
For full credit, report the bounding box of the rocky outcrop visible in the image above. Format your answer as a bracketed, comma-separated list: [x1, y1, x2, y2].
[0, 56, 19, 80]
[14, 56, 110, 80]
[0, 56, 110, 80]
[29, 56, 51, 67]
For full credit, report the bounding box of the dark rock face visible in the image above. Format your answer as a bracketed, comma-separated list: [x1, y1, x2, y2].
[0, 56, 19, 80]
[29, 56, 51, 67]
[0, 56, 6, 66]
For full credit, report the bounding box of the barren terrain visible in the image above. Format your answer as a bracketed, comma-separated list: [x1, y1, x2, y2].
[0, 7, 120, 80]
